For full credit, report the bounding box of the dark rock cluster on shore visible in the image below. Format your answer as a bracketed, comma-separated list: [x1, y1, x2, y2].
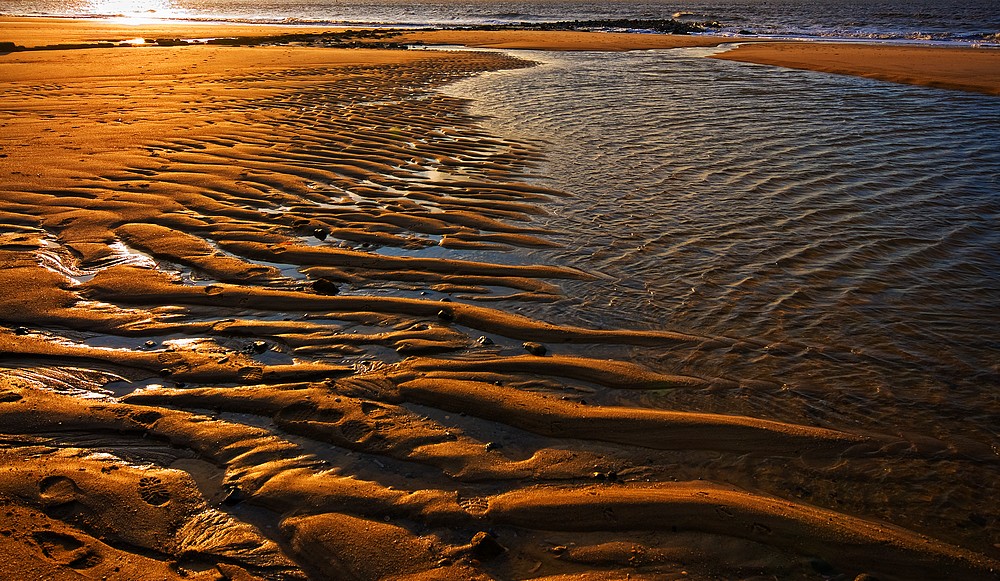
[468, 18, 718, 35]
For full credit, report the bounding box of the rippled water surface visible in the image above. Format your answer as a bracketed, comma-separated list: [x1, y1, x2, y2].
[445, 48, 1000, 448]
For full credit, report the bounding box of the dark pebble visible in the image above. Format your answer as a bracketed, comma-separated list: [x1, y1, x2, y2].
[469, 531, 506, 560]
[523, 342, 547, 356]
[222, 485, 246, 506]
[476, 336, 494, 346]
[13, 327, 29, 335]
[437, 309, 454, 322]
[313, 228, 328, 241]
[312, 277, 340, 295]
[250, 340, 269, 354]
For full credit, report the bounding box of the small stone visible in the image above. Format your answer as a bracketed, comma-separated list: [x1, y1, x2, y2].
[312, 277, 340, 295]
[484, 441, 499, 451]
[313, 228, 328, 241]
[250, 340, 269, 354]
[13, 327, 30, 335]
[437, 309, 454, 322]
[144, 340, 157, 348]
[222, 485, 245, 506]
[523, 342, 547, 356]
[475, 336, 494, 346]
[469, 531, 506, 560]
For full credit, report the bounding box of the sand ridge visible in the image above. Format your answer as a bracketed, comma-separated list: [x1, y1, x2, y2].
[713, 41, 1000, 96]
[1, 23, 999, 581]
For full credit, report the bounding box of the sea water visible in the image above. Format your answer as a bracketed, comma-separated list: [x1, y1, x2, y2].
[3, 0, 999, 44]
[442, 47, 1000, 442]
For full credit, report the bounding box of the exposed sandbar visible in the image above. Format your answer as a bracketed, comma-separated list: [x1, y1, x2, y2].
[713, 41, 1000, 95]
[0, 16, 345, 47]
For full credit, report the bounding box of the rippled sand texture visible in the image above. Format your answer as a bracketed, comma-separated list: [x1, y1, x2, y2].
[1, 44, 998, 580]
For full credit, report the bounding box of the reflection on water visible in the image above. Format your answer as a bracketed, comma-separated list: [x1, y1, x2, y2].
[445, 47, 1000, 546]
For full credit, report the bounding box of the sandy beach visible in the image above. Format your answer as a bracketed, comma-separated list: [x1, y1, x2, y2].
[2, 17, 999, 581]
[713, 42, 1000, 96]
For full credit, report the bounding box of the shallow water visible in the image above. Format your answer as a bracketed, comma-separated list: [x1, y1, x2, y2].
[444, 47, 1000, 528]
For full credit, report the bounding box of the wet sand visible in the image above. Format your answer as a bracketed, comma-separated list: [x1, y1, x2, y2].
[713, 42, 1000, 95]
[2, 19, 999, 581]
[0, 16, 344, 47]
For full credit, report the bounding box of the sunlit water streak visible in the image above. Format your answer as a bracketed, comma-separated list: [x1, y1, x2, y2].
[443, 48, 1000, 449]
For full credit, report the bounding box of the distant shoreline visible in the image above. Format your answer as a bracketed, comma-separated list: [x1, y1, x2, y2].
[2, 16, 999, 95]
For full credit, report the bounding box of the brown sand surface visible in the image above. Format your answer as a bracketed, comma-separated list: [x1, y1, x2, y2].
[714, 41, 1000, 95]
[2, 28, 999, 581]
[0, 16, 345, 47]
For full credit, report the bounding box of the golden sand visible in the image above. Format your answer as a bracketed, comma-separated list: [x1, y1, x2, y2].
[1, 18, 999, 581]
[713, 42, 1000, 95]
[0, 16, 344, 47]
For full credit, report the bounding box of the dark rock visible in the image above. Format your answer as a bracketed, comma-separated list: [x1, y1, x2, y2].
[249, 340, 269, 354]
[13, 327, 29, 335]
[437, 309, 454, 322]
[475, 336, 494, 346]
[313, 228, 329, 241]
[222, 485, 246, 506]
[523, 342, 547, 356]
[469, 531, 506, 560]
[312, 277, 340, 295]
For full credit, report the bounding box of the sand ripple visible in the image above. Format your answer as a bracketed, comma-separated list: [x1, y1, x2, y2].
[1, 45, 997, 580]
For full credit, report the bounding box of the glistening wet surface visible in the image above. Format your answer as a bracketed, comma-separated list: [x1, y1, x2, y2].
[445, 44, 1000, 551]
[1, 44, 998, 580]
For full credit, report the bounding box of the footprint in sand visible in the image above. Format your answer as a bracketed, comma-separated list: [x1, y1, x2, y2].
[0, 390, 23, 403]
[129, 410, 162, 427]
[39, 475, 81, 508]
[337, 419, 390, 451]
[237, 366, 264, 382]
[457, 495, 489, 517]
[276, 401, 343, 425]
[32, 531, 101, 569]
[138, 476, 171, 506]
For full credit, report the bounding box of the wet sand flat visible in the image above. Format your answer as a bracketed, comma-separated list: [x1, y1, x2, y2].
[0, 16, 345, 47]
[713, 42, 1000, 95]
[1, 21, 999, 581]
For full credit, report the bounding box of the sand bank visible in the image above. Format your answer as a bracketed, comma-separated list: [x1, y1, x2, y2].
[0, 16, 346, 47]
[1, 24, 999, 581]
[714, 42, 1000, 95]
